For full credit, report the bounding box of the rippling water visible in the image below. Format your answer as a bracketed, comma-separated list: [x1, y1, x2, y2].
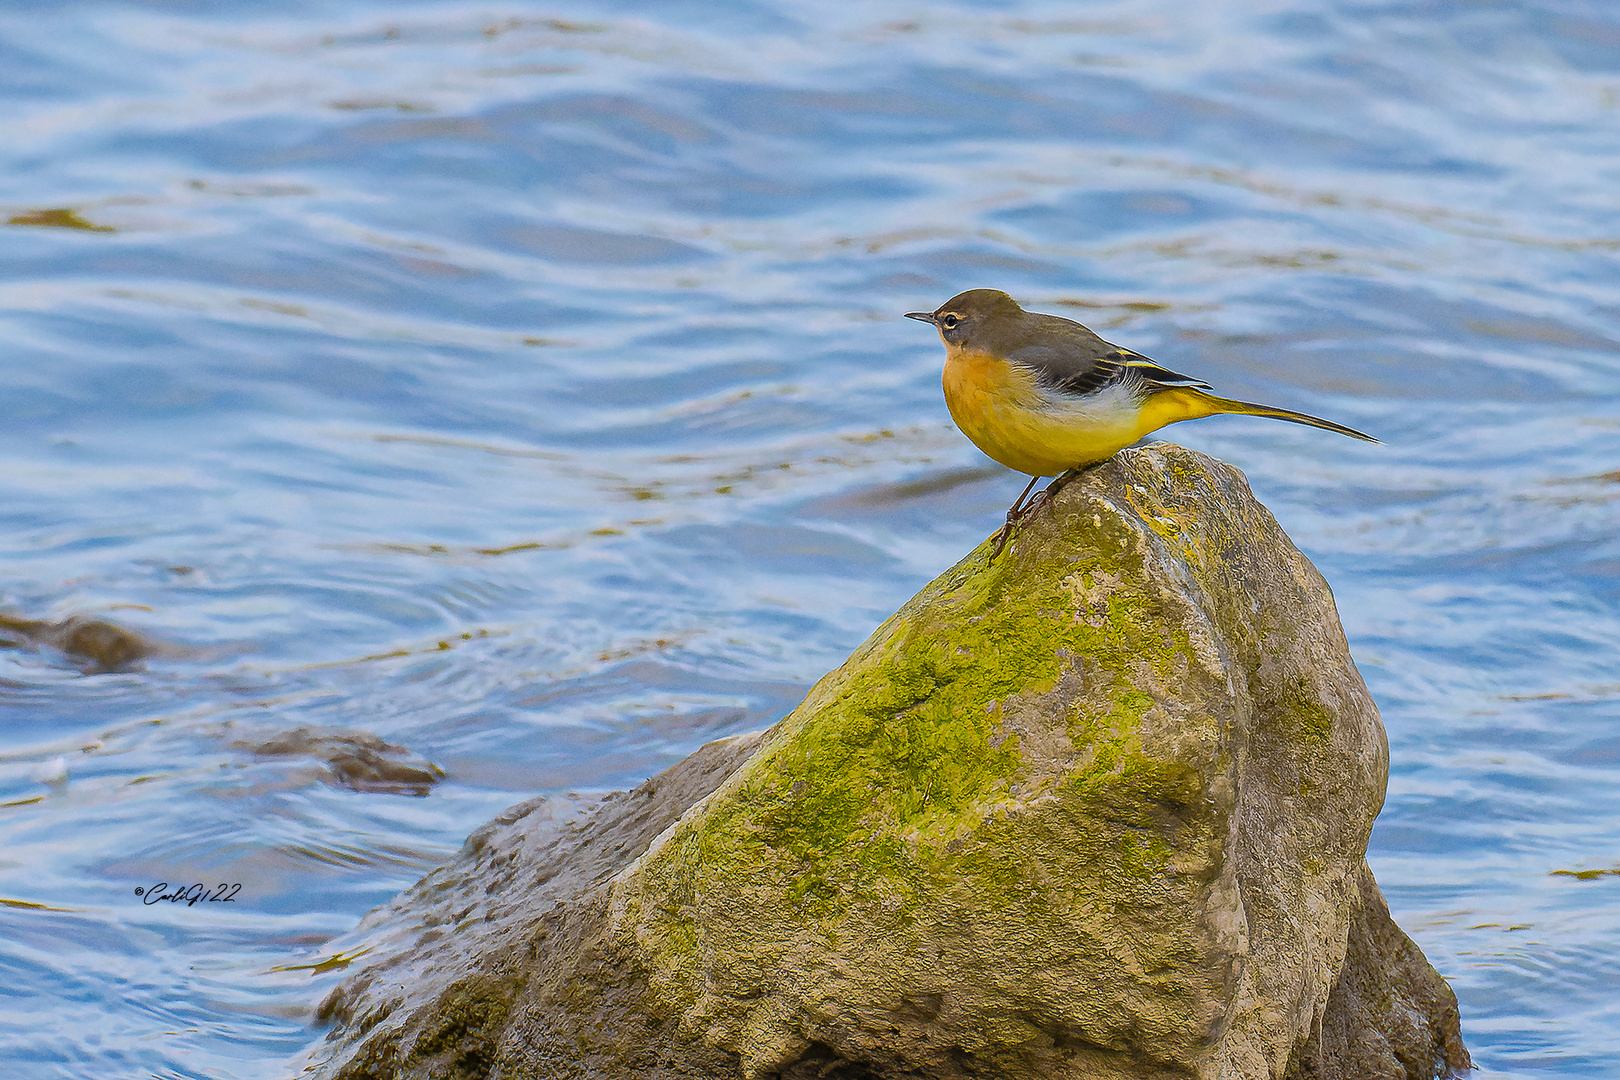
[2, 0, 1617, 1075]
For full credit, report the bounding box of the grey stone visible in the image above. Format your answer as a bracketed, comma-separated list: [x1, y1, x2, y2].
[297, 443, 1469, 1080]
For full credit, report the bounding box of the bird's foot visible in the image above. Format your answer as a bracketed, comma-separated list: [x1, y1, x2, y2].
[1016, 486, 1057, 523]
[987, 469, 1085, 560]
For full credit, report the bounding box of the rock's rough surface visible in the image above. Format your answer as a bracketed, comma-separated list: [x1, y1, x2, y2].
[1296, 864, 1470, 1080]
[301, 444, 1468, 1080]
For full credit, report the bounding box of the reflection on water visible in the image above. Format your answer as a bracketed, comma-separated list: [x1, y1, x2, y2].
[7, 208, 117, 232]
[1, 0, 1618, 1076]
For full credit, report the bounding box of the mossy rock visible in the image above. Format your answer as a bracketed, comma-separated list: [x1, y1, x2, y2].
[303, 444, 1468, 1080]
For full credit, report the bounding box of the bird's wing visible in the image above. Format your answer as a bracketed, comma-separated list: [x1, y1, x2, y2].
[1010, 338, 1213, 398]
[1001, 316, 1127, 396]
[997, 312, 1214, 398]
[1036, 349, 1128, 395]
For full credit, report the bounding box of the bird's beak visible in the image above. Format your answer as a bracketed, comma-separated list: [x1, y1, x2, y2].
[904, 311, 936, 324]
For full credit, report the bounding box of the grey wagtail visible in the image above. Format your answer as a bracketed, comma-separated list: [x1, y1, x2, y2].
[906, 289, 1376, 551]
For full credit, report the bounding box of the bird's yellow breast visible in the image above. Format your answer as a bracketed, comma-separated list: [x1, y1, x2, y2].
[941, 347, 1152, 476]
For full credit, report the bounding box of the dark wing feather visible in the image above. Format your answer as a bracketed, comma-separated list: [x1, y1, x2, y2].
[1115, 353, 1213, 391]
[1047, 352, 1126, 395]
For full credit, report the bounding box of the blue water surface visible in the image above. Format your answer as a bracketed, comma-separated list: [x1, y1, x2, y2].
[1, 0, 1618, 1075]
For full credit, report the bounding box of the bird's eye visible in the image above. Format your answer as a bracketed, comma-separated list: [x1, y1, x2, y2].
[941, 313, 959, 329]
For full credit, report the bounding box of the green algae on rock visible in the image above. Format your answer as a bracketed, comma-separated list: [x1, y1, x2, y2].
[301, 443, 1468, 1080]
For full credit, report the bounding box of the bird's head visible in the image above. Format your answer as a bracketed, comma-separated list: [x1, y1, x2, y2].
[905, 289, 1026, 349]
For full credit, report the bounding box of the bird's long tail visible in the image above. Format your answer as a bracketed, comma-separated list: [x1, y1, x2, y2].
[1142, 387, 1378, 443]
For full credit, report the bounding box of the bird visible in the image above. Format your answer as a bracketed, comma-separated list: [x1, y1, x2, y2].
[906, 289, 1376, 552]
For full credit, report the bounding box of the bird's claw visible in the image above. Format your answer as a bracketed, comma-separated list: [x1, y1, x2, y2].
[989, 520, 1014, 559]
[1017, 487, 1056, 522]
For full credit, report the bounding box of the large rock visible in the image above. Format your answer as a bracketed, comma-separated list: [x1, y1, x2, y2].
[298, 444, 1469, 1080]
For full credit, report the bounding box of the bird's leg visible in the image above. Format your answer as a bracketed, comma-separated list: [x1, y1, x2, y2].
[1005, 474, 1042, 522]
[1018, 468, 1082, 522]
[988, 469, 1095, 558]
[989, 475, 1042, 558]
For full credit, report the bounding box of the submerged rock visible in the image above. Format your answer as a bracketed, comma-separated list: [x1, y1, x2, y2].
[241, 727, 446, 796]
[301, 443, 1468, 1080]
[0, 613, 161, 673]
